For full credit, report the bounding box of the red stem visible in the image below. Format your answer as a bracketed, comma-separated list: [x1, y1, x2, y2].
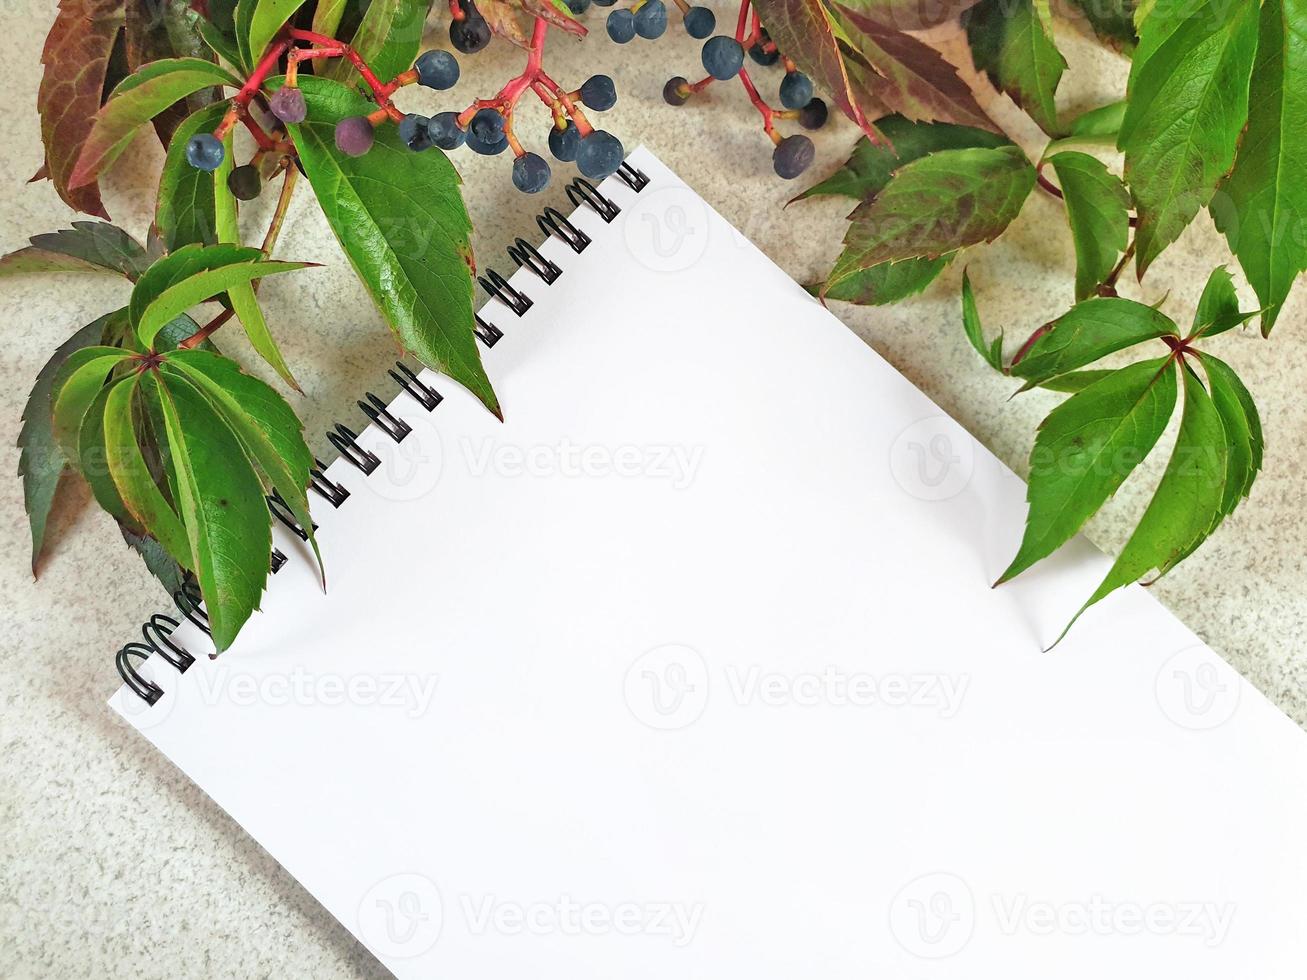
[288, 29, 394, 97]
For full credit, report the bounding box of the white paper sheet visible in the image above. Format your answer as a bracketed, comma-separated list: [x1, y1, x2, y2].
[111, 148, 1307, 978]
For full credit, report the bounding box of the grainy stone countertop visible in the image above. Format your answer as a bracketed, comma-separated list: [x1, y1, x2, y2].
[1, 6, 1304, 977]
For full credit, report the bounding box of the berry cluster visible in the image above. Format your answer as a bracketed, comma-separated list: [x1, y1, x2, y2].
[664, 17, 827, 179]
[181, 14, 626, 197]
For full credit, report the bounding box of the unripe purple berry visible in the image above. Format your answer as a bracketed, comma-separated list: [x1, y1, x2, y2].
[269, 86, 307, 124]
[334, 116, 374, 157]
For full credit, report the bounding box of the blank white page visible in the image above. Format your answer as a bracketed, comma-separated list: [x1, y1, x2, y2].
[112, 148, 1307, 978]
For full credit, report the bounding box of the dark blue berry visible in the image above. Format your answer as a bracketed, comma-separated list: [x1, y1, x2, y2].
[576, 130, 624, 179]
[548, 120, 581, 161]
[334, 116, 374, 156]
[634, 0, 666, 38]
[748, 33, 779, 66]
[798, 97, 828, 130]
[663, 76, 690, 106]
[779, 71, 813, 110]
[398, 113, 432, 151]
[566, 0, 591, 10]
[701, 35, 744, 79]
[593, 0, 616, 6]
[450, 4, 491, 53]
[772, 134, 814, 179]
[415, 50, 460, 90]
[428, 111, 466, 150]
[269, 86, 307, 124]
[513, 152, 552, 193]
[226, 165, 261, 200]
[684, 5, 714, 37]
[466, 124, 508, 155]
[579, 74, 617, 111]
[185, 132, 224, 171]
[606, 9, 635, 42]
[469, 107, 505, 141]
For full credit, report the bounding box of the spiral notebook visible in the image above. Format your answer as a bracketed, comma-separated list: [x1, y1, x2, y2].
[110, 148, 1307, 977]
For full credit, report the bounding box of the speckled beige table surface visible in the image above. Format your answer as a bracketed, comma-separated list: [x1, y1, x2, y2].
[1, 6, 1304, 977]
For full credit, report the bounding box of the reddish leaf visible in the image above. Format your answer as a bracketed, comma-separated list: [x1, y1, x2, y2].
[752, 0, 882, 141]
[515, 0, 586, 36]
[35, 0, 127, 218]
[835, 0, 983, 30]
[477, 0, 530, 46]
[834, 3, 996, 131]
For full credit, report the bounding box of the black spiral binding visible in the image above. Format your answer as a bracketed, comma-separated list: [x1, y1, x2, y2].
[115, 157, 651, 705]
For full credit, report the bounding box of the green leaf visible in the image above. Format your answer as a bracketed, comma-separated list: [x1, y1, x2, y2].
[752, 0, 882, 139]
[162, 349, 322, 579]
[135, 259, 312, 347]
[130, 243, 264, 329]
[243, 0, 307, 67]
[200, 18, 247, 68]
[1201, 353, 1261, 519]
[827, 145, 1035, 293]
[103, 375, 194, 566]
[1119, 0, 1259, 277]
[312, 0, 350, 37]
[76, 380, 138, 528]
[157, 102, 229, 251]
[965, 0, 1067, 134]
[1068, 100, 1126, 140]
[18, 312, 125, 574]
[793, 115, 1009, 203]
[960, 270, 1004, 370]
[120, 524, 189, 595]
[999, 357, 1177, 584]
[325, 0, 431, 85]
[51, 346, 132, 462]
[1047, 152, 1130, 300]
[69, 58, 241, 190]
[1189, 266, 1257, 338]
[1038, 369, 1116, 392]
[1064, 0, 1137, 52]
[1058, 365, 1228, 642]
[1211, 0, 1307, 335]
[284, 75, 500, 417]
[831, 4, 995, 131]
[817, 255, 953, 305]
[1009, 297, 1177, 387]
[0, 223, 150, 281]
[211, 127, 301, 390]
[153, 370, 272, 651]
